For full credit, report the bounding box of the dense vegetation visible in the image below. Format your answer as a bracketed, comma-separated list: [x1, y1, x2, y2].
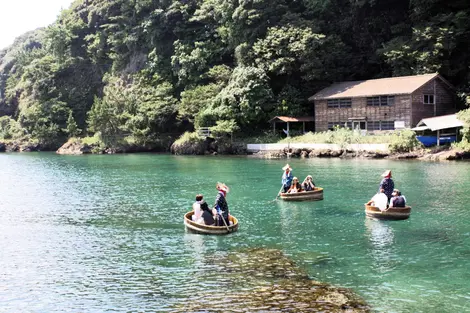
[0, 0, 469, 150]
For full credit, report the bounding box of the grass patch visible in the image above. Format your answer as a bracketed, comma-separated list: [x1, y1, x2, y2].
[81, 134, 102, 146]
[277, 128, 422, 153]
[452, 140, 470, 152]
[235, 132, 283, 144]
[173, 131, 204, 145]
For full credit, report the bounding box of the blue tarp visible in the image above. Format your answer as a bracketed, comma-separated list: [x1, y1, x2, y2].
[417, 135, 457, 147]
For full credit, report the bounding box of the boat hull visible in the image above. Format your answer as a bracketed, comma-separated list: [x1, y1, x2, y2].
[280, 188, 324, 201]
[364, 204, 411, 220]
[184, 211, 239, 235]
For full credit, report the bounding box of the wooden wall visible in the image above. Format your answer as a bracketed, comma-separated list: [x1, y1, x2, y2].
[314, 95, 411, 132]
[411, 79, 456, 126]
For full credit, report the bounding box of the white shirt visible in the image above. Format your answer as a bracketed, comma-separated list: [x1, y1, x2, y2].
[192, 202, 202, 221]
[371, 193, 388, 211]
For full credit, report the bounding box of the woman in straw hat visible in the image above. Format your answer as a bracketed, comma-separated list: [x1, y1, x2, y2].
[378, 170, 394, 200]
[213, 182, 230, 226]
[281, 164, 293, 193]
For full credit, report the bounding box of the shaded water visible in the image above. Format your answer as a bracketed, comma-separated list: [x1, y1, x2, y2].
[1, 153, 470, 312]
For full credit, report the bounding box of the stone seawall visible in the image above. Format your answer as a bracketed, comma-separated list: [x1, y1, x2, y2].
[247, 143, 389, 153]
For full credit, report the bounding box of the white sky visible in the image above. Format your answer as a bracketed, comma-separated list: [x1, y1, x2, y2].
[0, 0, 75, 49]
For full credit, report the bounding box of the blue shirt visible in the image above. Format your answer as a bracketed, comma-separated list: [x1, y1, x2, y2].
[379, 178, 394, 199]
[282, 171, 293, 187]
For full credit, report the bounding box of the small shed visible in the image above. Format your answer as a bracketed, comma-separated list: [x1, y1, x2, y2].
[411, 114, 464, 146]
[268, 116, 315, 135]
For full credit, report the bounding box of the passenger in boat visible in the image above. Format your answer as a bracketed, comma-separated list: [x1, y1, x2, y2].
[199, 200, 215, 225]
[281, 164, 293, 193]
[302, 175, 315, 191]
[389, 189, 406, 208]
[213, 182, 230, 226]
[287, 177, 302, 193]
[192, 194, 203, 222]
[366, 189, 389, 211]
[378, 170, 394, 200]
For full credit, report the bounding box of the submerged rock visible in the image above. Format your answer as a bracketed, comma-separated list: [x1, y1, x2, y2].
[171, 248, 370, 312]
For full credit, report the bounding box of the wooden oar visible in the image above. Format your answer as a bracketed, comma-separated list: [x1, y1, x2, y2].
[218, 211, 231, 232]
[275, 185, 284, 200]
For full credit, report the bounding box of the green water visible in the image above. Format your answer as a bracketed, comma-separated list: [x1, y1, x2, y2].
[1, 153, 470, 312]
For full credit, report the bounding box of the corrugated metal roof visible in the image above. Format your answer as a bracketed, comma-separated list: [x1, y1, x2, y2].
[310, 73, 451, 100]
[415, 114, 464, 131]
[410, 126, 429, 131]
[269, 116, 315, 123]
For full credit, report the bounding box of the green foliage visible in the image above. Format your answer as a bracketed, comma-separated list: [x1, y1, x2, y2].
[0, 116, 24, 140]
[65, 111, 81, 138]
[457, 108, 470, 142]
[173, 131, 204, 146]
[179, 84, 221, 122]
[87, 75, 178, 146]
[209, 120, 239, 137]
[210, 66, 274, 127]
[388, 129, 423, 153]
[280, 128, 422, 153]
[253, 26, 325, 76]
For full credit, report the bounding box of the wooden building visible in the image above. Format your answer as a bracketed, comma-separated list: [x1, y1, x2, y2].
[309, 73, 457, 132]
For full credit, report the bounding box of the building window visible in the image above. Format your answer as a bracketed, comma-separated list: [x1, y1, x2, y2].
[327, 121, 341, 129]
[327, 98, 352, 108]
[328, 121, 354, 130]
[366, 121, 395, 131]
[367, 121, 380, 131]
[424, 94, 435, 105]
[380, 121, 395, 130]
[366, 95, 395, 106]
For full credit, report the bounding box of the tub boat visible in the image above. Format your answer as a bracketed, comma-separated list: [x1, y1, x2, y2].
[184, 211, 239, 235]
[364, 204, 411, 220]
[280, 187, 324, 201]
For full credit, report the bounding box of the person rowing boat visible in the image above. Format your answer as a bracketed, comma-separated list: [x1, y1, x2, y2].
[213, 182, 230, 227]
[281, 164, 293, 193]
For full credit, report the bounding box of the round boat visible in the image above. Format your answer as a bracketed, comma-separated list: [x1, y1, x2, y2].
[280, 187, 324, 201]
[364, 204, 411, 220]
[184, 211, 239, 235]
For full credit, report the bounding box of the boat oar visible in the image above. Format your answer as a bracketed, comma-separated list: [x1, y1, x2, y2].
[218, 211, 231, 233]
[269, 185, 285, 202]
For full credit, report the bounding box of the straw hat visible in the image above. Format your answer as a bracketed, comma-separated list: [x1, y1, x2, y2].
[282, 164, 292, 171]
[216, 182, 230, 193]
[307, 175, 313, 179]
[392, 189, 400, 196]
[381, 170, 392, 177]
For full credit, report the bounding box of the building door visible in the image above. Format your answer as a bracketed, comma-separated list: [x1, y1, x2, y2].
[352, 121, 366, 130]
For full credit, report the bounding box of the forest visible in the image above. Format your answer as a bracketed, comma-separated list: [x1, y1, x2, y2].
[0, 0, 469, 151]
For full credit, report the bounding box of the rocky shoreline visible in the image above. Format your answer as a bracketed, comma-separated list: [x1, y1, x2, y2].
[250, 146, 470, 161]
[2, 139, 470, 161]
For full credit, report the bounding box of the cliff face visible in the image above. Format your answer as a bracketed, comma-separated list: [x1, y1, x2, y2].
[0, 30, 43, 117]
[0, 0, 469, 152]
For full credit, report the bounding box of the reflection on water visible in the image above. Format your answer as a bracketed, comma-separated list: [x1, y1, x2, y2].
[364, 219, 397, 273]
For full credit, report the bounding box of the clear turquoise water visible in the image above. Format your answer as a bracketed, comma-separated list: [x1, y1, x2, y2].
[1, 153, 470, 312]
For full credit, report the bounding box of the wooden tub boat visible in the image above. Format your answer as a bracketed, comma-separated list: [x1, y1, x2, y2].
[364, 204, 411, 220]
[184, 211, 239, 235]
[280, 187, 324, 201]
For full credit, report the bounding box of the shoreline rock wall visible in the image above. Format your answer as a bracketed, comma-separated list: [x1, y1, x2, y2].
[250, 146, 470, 161]
[252, 148, 390, 159]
